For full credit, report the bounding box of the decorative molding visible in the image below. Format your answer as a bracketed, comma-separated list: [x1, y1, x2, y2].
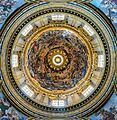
[26, 116, 90, 120]
[26, 117, 46, 120]
[24, 0, 92, 3]
[0, 80, 2, 91]
[115, 49, 117, 95]
[116, 49, 117, 79]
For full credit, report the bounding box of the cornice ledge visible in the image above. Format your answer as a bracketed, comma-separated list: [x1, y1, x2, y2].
[24, 0, 92, 4]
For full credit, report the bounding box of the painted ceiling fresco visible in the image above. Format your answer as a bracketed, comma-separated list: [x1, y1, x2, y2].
[0, 0, 117, 120]
[28, 30, 88, 90]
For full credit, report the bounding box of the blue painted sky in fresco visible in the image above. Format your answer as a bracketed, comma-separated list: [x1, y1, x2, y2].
[0, 0, 117, 119]
[91, 0, 103, 7]
[0, 0, 25, 28]
[90, 93, 117, 120]
[0, 92, 28, 119]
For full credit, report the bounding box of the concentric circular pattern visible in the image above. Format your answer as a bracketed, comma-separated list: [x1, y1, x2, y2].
[28, 30, 88, 90]
[47, 48, 68, 70]
[0, 2, 116, 118]
[52, 53, 64, 66]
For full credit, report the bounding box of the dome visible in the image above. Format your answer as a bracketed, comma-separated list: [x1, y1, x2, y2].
[0, 0, 116, 119]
